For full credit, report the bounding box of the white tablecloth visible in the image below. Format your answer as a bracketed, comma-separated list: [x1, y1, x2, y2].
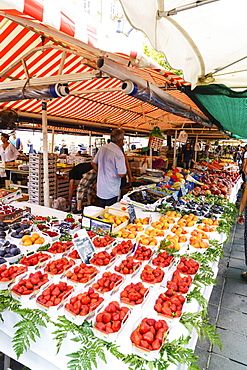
[0, 190, 238, 369]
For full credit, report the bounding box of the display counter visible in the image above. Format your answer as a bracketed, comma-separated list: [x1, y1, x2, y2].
[0, 194, 232, 370]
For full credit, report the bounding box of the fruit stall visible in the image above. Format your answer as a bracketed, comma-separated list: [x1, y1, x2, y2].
[0, 167, 241, 370]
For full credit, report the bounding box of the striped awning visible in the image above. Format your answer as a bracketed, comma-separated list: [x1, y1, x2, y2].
[0, 5, 226, 138]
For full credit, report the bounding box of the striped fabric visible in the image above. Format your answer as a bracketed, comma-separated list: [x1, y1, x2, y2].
[0, 5, 210, 135]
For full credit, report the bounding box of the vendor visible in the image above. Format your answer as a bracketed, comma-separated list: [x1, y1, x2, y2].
[0, 133, 20, 165]
[0, 133, 20, 184]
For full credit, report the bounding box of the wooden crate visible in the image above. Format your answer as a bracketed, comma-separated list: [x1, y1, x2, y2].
[84, 206, 129, 234]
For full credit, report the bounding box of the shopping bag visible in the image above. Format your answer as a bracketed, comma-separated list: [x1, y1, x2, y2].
[177, 130, 188, 143]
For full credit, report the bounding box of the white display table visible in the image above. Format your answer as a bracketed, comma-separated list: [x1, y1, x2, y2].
[0, 187, 237, 370]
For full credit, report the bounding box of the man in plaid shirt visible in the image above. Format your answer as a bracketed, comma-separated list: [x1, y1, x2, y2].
[75, 169, 97, 213]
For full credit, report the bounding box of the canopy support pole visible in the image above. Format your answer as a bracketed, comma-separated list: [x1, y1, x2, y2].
[51, 127, 55, 153]
[173, 131, 177, 168]
[42, 100, 50, 207]
[194, 135, 198, 162]
[89, 131, 92, 156]
[149, 147, 152, 169]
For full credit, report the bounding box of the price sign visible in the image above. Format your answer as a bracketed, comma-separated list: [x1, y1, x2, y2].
[90, 218, 112, 234]
[180, 183, 187, 197]
[128, 204, 137, 223]
[73, 229, 95, 264]
[172, 192, 178, 201]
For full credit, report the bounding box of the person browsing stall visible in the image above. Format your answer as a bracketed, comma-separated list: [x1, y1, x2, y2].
[68, 161, 93, 205]
[74, 169, 97, 213]
[91, 128, 126, 207]
[10, 132, 23, 152]
[181, 142, 193, 169]
[237, 184, 247, 280]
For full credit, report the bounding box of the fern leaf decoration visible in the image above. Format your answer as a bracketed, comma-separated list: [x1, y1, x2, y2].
[12, 308, 51, 358]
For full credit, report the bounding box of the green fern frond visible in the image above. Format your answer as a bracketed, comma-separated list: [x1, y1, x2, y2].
[180, 312, 222, 348]
[161, 335, 198, 367]
[11, 307, 50, 359]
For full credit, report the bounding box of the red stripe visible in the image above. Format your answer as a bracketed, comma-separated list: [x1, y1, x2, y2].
[0, 21, 17, 44]
[0, 31, 38, 72]
[60, 11, 75, 37]
[12, 47, 53, 80]
[24, 0, 44, 21]
[26, 50, 62, 78]
[0, 26, 29, 59]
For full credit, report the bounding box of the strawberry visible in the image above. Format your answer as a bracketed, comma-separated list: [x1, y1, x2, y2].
[130, 329, 142, 346]
[143, 331, 154, 344]
[112, 321, 121, 332]
[152, 339, 161, 350]
[139, 321, 150, 334]
[140, 340, 150, 349]
[102, 313, 111, 324]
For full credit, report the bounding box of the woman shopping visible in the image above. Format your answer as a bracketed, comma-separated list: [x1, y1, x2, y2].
[181, 142, 193, 169]
[0, 133, 20, 181]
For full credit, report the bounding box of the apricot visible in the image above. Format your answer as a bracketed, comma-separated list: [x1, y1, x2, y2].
[22, 235, 30, 242]
[23, 240, 33, 246]
[34, 237, 45, 244]
[31, 233, 40, 240]
[141, 238, 150, 245]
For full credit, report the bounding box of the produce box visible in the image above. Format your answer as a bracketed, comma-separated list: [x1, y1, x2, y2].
[122, 188, 166, 211]
[83, 206, 129, 234]
[0, 205, 31, 223]
[0, 189, 23, 204]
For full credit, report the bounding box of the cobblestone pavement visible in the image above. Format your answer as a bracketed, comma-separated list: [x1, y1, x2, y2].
[194, 192, 247, 369]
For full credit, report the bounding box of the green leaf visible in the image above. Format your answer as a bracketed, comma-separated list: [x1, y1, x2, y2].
[11, 308, 51, 359]
[161, 335, 198, 367]
[37, 242, 50, 251]
[59, 232, 72, 241]
[52, 315, 84, 354]
[186, 287, 208, 315]
[0, 290, 21, 315]
[193, 263, 217, 287]
[180, 312, 222, 348]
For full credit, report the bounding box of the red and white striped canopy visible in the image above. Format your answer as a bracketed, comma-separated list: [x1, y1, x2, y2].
[0, 3, 224, 138]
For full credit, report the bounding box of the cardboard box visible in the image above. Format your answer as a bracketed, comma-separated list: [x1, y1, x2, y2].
[0, 189, 23, 204]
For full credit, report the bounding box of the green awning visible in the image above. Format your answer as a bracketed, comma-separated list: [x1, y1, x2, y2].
[184, 84, 247, 139]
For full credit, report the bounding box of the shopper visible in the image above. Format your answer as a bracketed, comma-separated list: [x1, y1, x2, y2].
[237, 185, 247, 280]
[242, 147, 247, 178]
[74, 169, 97, 213]
[60, 140, 68, 155]
[239, 147, 247, 183]
[107, 138, 133, 190]
[10, 132, 23, 152]
[68, 161, 93, 204]
[215, 145, 222, 156]
[27, 139, 35, 153]
[181, 142, 193, 170]
[92, 128, 126, 207]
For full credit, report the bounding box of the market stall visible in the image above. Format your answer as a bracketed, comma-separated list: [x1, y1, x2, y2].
[0, 165, 240, 370]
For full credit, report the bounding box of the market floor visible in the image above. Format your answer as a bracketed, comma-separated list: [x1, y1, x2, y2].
[194, 191, 247, 370]
[1, 192, 247, 370]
